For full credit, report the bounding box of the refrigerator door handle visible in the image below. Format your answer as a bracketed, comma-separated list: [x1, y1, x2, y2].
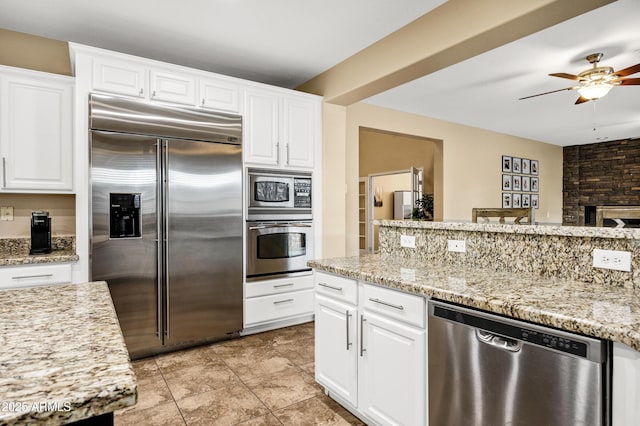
[162, 139, 170, 341]
[155, 140, 163, 342]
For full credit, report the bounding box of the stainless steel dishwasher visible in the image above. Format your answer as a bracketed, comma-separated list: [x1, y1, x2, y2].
[428, 300, 611, 426]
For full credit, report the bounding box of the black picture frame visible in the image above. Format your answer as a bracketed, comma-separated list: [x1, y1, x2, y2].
[522, 159, 531, 174]
[512, 157, 522, 173]
[502, 192, 511, 208]
[502, 155, 512, 172]
[531, 160, 539, 175]
[502, 174, 512, 190]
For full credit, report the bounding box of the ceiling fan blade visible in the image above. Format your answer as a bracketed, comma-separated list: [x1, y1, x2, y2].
[519, 86, 575, 100]
[615, 63, 640, 77]
[575, 96, 591, 105]
[549, 72, 580, 80]
[619, 78, 640, 85]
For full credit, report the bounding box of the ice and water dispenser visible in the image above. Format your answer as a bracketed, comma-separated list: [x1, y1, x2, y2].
[110, 193, 141, 238]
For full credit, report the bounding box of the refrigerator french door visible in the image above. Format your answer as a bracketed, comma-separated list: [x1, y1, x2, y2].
[90, 94, 243, 359]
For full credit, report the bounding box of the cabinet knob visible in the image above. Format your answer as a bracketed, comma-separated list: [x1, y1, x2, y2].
[152, 90, 156, 97]
[202, 98, 205, 105]
[139, 88, 144, 96]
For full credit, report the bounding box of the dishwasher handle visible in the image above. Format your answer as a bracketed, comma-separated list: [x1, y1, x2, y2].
[476, 329, 522, 353]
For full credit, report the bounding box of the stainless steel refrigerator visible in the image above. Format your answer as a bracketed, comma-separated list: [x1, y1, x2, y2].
[89, 94, 243, 359]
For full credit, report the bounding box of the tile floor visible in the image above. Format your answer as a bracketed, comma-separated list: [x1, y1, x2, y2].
[115, 321, 365, 425]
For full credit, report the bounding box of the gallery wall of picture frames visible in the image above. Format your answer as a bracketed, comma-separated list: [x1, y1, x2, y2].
[501, 155, 539, 209]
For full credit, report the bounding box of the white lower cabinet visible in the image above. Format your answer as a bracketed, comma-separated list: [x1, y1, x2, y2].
[314, 271, 427, 426]
[612, 342, 640, 425]
[244, 274, 314, 330]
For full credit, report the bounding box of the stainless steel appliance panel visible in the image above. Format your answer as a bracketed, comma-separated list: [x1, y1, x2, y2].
[91, 131, 161, 356]
[89, 93, 242, 145]
[164, 138, 242, 346]
[428, 300, 609, 426]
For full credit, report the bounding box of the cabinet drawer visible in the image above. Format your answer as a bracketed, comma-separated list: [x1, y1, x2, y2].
[362, 283, 425, 328]
[245, 289, 314, 326]
[0, 263, 72, 290]
[315, 272, 357, 305]
[246, 274, 313, 298]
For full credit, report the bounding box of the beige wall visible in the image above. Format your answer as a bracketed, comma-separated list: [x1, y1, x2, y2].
[321, 102, 563, 257]
[0, 194, 76, 237]
[359, 128, 435, 194]
[371, 173, 411, 251]
[0, 29, 71, 75]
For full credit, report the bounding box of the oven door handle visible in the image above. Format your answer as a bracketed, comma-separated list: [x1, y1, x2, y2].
[248, 223, 312, 230]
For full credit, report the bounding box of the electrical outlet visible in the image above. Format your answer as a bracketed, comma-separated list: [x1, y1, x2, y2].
[400, 235, 416, 248]
[0, 206, 14, 221]
[593, 249, 631, 272]
[448, 239, 466, 253]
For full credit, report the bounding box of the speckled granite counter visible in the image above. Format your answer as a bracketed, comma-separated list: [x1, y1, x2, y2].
[309, 254, 640, 352]
[0, 236, 79, 266]
[0, 281, 137, 425]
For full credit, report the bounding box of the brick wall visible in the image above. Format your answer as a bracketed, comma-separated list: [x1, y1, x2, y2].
[563, 138, 640, 225]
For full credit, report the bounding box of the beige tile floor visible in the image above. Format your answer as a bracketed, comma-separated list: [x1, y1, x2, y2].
[115, 322, 365, 426]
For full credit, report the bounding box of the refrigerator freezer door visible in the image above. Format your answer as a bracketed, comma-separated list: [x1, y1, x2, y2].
[164, 138, 243, 346]
[91, 131, 162, 357]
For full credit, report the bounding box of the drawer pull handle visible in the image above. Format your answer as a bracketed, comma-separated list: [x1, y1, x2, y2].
[273, 298, 294, 305]
[369, 298, 404, 311]
[318, 282, 342, 292]
[273, 283, 294, 288]
[12, 273, 54, 280]
[346, 311, 353, 350]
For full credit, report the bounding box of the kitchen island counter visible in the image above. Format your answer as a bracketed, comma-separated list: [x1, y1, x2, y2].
[0, 281, 137, 425]
[309, 254, 640, 351]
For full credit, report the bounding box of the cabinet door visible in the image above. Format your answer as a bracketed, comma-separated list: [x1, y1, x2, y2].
[315, 294, 358, 407]
[200, 77, 240, 112]
[359, 311, 426, 426]
[282, 96, 316, 169]
[1, 73, 73, 191]
[244, 88, 279, 166]
[150, 69, 196, 105]
[93, 56, 146, 98]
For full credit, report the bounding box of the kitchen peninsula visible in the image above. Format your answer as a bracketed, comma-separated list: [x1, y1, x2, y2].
[0, 281, 137, 425]
[310, 220, 640, 425]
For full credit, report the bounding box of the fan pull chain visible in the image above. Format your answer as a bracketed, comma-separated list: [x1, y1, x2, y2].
[592, 101, 597, 132]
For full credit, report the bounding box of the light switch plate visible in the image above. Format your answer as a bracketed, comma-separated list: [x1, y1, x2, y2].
[593, 249, 631, 272]
[400, 235, 416, 248]
[0, 206, 14, 221]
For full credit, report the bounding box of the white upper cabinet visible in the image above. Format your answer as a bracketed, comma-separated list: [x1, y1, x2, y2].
[92, 56, 146, 98]
[0, 66, 73, 192]
[244, 87, 318, 169]
[199, 77, 240, 113]
[149, 69, 196, 105]
[244, 88, 280, 166]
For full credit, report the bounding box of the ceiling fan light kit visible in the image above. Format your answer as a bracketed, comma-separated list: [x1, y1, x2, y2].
[520, 53, 640, 104]
[577, 82, 613, 100]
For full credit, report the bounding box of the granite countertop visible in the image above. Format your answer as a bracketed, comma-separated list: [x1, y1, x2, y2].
[0, 236, 79, 266]
[374, 219, 640, 239]
[309, 254, 640, 352]
[0, 249, 79, 267]
[0, 281, 137, 425]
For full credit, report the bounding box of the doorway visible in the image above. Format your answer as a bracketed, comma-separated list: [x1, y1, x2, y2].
[359, 127, 436, 253]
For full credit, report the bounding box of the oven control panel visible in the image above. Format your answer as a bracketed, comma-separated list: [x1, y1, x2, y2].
[294, 178, 312, 208]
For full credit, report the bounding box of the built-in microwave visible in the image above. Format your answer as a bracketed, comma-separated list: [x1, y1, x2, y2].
[247, 168, 312, 220]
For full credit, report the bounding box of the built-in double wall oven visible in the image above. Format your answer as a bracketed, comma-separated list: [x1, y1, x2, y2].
[246, 168, 313, 280]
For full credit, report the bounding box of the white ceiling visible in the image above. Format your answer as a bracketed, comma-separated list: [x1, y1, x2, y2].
[0, 0, 638, 147]
[364, 0, 640, 147]
[0, 0, 445, 88]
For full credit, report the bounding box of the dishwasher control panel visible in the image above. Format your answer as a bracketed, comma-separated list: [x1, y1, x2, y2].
[432, 304, 588, 358]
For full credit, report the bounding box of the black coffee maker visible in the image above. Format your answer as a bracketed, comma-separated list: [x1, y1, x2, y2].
[30, 211, 52, 254]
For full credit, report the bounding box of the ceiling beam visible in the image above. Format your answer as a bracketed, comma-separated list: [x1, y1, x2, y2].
[296, 0, 615, 105]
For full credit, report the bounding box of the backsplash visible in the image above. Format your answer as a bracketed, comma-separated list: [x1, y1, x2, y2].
[377, 220, 640, 288]
[0, 194, 75, 238]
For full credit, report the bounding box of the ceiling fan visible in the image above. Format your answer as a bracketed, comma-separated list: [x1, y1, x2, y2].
[520, 53, 640, 104]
